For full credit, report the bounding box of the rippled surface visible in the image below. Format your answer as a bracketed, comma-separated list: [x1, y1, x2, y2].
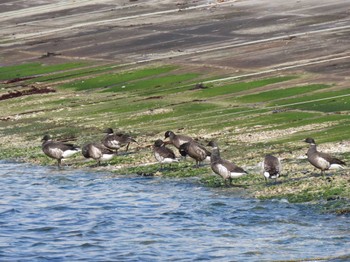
[0, 161, 349, 261]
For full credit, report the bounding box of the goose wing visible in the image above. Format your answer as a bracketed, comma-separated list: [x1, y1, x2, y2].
[119, 134, 137, 144]
[187, 142, 210, 161]
[219, 158, 246, 173]
[156, 146, 176, 159]
[318, 151, 346, 166]
[94, 143, 114, 154]
[175, 134, 193, 148]
[102, 134, 121, 148]
[53, 141, 78, 151]
[264, 155, 281, 175]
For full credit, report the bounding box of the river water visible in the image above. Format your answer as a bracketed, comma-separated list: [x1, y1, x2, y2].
[0, 161, 349, 261]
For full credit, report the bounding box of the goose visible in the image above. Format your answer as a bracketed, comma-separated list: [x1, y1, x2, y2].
[153, 139, 178, 168]
[262, 154, 282, 182]
[82, 142, 115, 166]
[179, 141, 211, 167]
[41, 135, 80, 167]
[207, 141, 247, 185]
[304, 137, 346, 174]
[164, 130, 193, 149]
[102, 128, 137, 154]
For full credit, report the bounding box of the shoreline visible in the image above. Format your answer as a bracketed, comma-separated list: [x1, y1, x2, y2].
[1, 0, 349, 213]
[1, 137, 349, 215]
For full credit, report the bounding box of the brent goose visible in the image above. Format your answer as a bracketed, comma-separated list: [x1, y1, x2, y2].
[262, 154, 282, 182]
[207, 141, 247, 185]
[153, 139, 178, 168]
[82, 142, 115, 166]
[41, 134, 80, 167]
[164, 130, 193, 149]
[179, 141, 211, 167]
[102, 128, 137, 154]
[304, 137, 346, 174]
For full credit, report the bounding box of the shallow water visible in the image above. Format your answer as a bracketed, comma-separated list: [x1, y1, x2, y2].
[0, 161, 349, 261]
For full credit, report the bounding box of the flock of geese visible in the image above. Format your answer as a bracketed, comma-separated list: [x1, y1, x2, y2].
[41, 129, 347, 185]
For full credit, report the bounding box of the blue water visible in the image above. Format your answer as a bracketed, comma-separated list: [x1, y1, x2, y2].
[0, 161, 349, 261]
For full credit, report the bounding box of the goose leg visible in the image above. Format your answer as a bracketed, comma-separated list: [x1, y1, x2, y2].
[224, 178, 232, 187]
[125, 143, 130, 152]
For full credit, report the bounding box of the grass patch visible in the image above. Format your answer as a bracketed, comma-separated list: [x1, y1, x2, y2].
[192, 75, 297, 98]
[287, 95, 350, 112]
[105, 73, 199, 93]
[311, 121, 350, 143]
[270, 88, 350, 106]
[117, 102, 219, 126]
[263, 114, 348, 132]
[235, 84, 330, 103]
[238, 111, 320, 128]
[267, 185, 347, 203]
[272, 119, 350, 145]
[119, 162, 209, 178]
[0, 62, 87, 80]
[30, 64, 120, 83]
[60, 65, 177, 91]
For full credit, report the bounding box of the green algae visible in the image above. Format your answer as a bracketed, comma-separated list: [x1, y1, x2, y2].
[0, 61, 350, 211]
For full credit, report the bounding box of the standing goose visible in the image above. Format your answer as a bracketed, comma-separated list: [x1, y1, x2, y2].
[41, 135, 80, 167]
[82, 142, 115, 166]
[153, 139, 178, 169]
[262, 154, 282, 182]
[304, 137, 346, 174]
[179, 141, 211, 167]
[164, 130, 193, 149]
[207, 141, 247, 185]
[102, 128, 137, 154]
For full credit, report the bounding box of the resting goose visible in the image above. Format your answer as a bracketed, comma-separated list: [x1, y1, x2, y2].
[262, 154, 282, 182]
[82, 142, 115, 166]
[164, 130, 193, 149]
[207, 141, 247, 185]
[153, 139, 178, 168]
[102, 128, 137, 154]
[304, 137, 346, 174]
[179, 141, 211, 167]
[41, 135, 80, 167]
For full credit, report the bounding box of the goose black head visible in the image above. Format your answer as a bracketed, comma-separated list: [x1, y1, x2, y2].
[304, 137, 316, 144]
[42, 134, 52, 142]
[154, 139, 164, 147]
[103, 128, 114, 134]
[207, 141, 218, 148]
[164, 130, 174, 139]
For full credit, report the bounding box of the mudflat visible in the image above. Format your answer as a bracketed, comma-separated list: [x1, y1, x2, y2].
[1, 0, 349, 81]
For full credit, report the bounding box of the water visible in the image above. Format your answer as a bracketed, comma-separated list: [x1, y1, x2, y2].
[0, 161, 349, 261]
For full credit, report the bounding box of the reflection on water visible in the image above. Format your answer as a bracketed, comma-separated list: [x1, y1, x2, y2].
[0, 161, 349, 261]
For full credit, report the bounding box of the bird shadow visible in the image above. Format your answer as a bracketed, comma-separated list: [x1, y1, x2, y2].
[264, 180, 283, 187]
[117, 150, 138, 156]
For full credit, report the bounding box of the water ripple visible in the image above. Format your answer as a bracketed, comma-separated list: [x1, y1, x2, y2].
[0, 161, 349, 261]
